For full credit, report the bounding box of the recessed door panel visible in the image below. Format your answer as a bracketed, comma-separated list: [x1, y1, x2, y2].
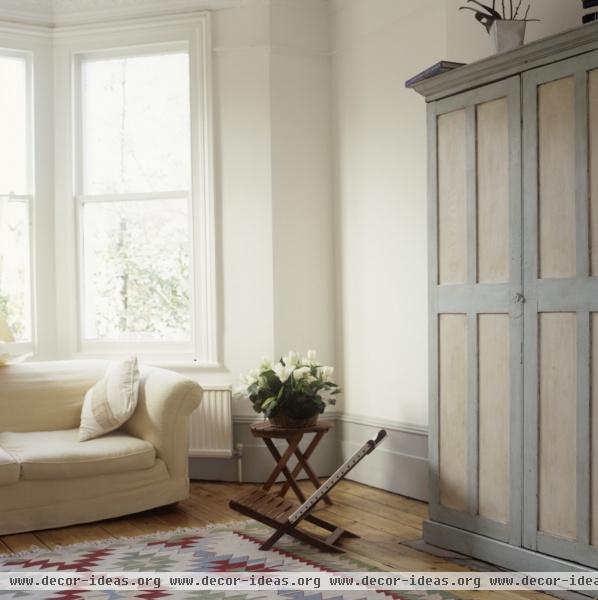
[538, 313, 577, 541]
[477, 98, 509, 284]
[439, 313, 468, 512]
[538, 77, 576, 279]
[438, 110, 467, 285]
[478, 314, 510, 523]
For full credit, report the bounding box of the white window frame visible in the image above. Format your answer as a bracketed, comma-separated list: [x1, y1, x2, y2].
[0, 48, 34, 356]
[54, 14, 217, 367]
[0, 22, 56, 361]
[75, 43, 195, 355]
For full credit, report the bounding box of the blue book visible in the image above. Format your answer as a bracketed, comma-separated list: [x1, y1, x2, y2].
[405, 61, 465, 88]
[583, 0, 598, 9]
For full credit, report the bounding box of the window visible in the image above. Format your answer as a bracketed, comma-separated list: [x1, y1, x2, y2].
[0, 13, 216, 365]
[76, 47, 197, 352]
[0, 52, 33, 349]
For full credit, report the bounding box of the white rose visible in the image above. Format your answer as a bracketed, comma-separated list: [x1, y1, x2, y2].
[293, 366, 310, 381]
[240, 370, 258, 386]
[285, 351, 300, 366]
[307, 349, 317, 362]
[259, 356, 273, 372]
[274, 362, 293, 382]
[319, 366, 334, 381]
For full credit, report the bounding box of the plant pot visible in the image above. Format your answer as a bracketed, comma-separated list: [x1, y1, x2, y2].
[269, 413, 319, 428]
[490, 20, 527, 53]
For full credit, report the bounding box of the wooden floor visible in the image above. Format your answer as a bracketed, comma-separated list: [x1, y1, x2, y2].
[0, 480, 551, 599]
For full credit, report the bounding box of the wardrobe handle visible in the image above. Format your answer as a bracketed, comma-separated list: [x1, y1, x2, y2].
[515, 293, 526, 304]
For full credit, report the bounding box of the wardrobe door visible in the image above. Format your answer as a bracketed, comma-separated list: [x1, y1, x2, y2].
[523, 50, 598, 567]
[428, 76, 523, 545]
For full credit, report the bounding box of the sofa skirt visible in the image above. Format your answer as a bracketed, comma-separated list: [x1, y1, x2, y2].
[0, 459, 188, 536]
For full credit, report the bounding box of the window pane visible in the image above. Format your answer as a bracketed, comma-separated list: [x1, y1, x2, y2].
[0, 200, 31, 342]
[81, 52, 191, 194]
[82, 199, 192, 341]
[0, 56, 28, 195]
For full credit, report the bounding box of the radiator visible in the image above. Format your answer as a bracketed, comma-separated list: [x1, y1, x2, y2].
[188, 386, 234, 458]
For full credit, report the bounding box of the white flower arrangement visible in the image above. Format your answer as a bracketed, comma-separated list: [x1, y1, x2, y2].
[240, 350, 341, 420]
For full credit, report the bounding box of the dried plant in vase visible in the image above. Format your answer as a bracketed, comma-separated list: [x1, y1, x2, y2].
[459, 0, 540, 53]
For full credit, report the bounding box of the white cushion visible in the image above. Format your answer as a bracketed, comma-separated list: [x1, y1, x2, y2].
[0, 429, 155, 480]
[79, 356, 139, 441]
[0, 360, 109, 433]
[0, 447, 19, 486]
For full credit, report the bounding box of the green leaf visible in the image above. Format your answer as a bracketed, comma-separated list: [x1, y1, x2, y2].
[261, 396, 277, 410]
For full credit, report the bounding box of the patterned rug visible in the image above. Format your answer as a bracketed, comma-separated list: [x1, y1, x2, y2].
[0, 521, 454, 600]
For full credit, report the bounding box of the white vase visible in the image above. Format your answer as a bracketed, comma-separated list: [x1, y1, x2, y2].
[490, 20, 527, 53]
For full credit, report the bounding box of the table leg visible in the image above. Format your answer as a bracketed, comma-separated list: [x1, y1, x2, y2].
[262, 437, 306, 502]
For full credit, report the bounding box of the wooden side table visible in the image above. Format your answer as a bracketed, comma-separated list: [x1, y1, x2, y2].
[250, 420, 334, 505]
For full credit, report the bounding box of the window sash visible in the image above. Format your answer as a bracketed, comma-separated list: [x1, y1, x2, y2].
[74, 45, 198, 354]
[76, 191, 197, 352]
[0, 195, 34, 352]
[75, 45, 192, 198]
[0, 47, 35, 354]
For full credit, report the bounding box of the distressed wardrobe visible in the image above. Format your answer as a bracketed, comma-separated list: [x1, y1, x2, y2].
[411, 22, 598, 570]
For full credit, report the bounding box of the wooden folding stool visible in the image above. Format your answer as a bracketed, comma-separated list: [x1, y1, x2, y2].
[229, 429, 387, 553]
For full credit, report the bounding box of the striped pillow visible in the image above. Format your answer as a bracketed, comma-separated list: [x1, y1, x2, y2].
[79, 356, 140, 442]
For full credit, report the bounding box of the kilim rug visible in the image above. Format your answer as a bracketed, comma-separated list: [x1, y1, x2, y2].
[0, 521, 457, 600]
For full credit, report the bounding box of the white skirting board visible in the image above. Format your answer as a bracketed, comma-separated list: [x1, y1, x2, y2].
[335, 417, 428, 502]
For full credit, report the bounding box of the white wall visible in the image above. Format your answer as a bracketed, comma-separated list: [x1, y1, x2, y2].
[330, 0, 444, 427]
[270, 0, 335, 366]
[200, 0, 336, 417]
[206, 0, 276, 399]
[330, 0, 585, 428]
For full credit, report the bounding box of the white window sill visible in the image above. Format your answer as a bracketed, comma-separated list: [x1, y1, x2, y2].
[66, 351, 220, 371]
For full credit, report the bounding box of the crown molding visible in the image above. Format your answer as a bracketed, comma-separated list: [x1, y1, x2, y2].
[0, 0, 243, 27]
[51, 10, 209, 40]
[0, 1, 53, 26]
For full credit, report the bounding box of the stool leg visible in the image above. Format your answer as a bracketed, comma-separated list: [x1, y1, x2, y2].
[263, 438, 307, 502]
[262, 436, 302, 491]
[260, 527, 287, 551]
[278, 430, 333, 505]
[293, 447, 332, 505]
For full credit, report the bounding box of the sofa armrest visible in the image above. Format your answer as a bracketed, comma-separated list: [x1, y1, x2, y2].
[124, 367, 202, 479]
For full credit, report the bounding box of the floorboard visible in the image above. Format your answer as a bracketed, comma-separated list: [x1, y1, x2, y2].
[0, 480, 555, 599]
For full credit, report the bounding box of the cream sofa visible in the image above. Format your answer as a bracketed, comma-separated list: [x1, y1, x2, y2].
[0, 360, 202, 535]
